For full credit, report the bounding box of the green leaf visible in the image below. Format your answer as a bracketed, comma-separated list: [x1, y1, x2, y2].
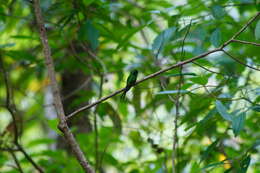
[215, 100, 232, 121]
[202, 160, 226, 170]
[194, 108, 217, 130]
[83, 0, 95, 6]
[11, 35, 37, 40]
[157, 90, 189, 95]
[239, 155, 251, 173]
[232, 112, 246, 137]
[200, 139, 219, 163]
[255, 20, 260, 40]
[211, 5, 226, 19]
[189, 75, 208, 85]
[78, 20, 99, 50]
[116, 21, 152, 50]
[152, 27, 177, 55]
[210, 28, 222, 47]
[250, 105, 260, 112]
[47, 119, 60, 134]
[232, 0, 254, 3]
[192, 46, 205, 56]
[129, 131, 142, 147]
[252, 139, 260, 149]
[0, 43, 15, 48]
[99, 103, 122, 133]
[191, 27, 207, 41]
[27, 138, 55, 147]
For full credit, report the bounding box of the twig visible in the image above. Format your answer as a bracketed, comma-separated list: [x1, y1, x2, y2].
[0, 54, 44, 173]
[222, 49, 260, 71]
[172, 20, 192, 173]
[221, 12, 260, 48]
[67, 12, 260, 120]
[80, 44, 107, 73]
[10, 150, 24, 173]
[0, 147, 19, 152]
[0, 56, 19, 143]
[192, 61, 225, 76]
[94, 70, 104, 172]
[67, 48, 221, 119]
[231, 39, 260, 46]
[32, 0, 94, 172]
[16, 144, 43, 173]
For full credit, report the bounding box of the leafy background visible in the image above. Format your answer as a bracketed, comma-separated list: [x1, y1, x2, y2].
[0, 0, 260, 172]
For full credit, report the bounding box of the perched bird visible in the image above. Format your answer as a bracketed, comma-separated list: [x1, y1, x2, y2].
[121, 69, 138, 100]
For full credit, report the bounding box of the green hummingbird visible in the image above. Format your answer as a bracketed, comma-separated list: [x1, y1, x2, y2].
[121, 69, 138, 100]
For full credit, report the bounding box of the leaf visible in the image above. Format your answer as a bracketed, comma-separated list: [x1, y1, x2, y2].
[215, 100, 232, 121]
[252, 139, 260, 149]
[99, 103, 122, 133]
[200, 139, 219, 163]
[47, 119, 60, 134]
[255, 88, 260, 95]
[210, 28, 222, 47]
[239, 155, 251, 173]
[152, 27, 177, 55]
[83, 0, 95, 6]
[231, 112, 246, 137]
[189, 75, 208, 85]
[192, 46, 205, 56]
[11, 35, 37, 40]
[255, 20, 260, 40]
[211, 5, 226, 19]
[116, 21, 152, 50]
[0, 43, 15, 48]
[129, 131, 142, 147]
[202, 160, 226, 170]
[195, 108, 217, 129]
[78, 20, 99, 50]
[157, 90, 189, 95]
[27, 138, 55, 147]
[232, 0, 254, 3]
[250, 105, 260, 112]
[191, 27, 207, 41]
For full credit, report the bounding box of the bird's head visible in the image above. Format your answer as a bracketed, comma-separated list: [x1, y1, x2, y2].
[131, 69, 138, 75]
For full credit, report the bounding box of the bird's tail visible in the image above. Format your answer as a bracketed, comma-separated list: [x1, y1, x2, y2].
[120, 91, 127, 100]
[120, 86, 130, 101]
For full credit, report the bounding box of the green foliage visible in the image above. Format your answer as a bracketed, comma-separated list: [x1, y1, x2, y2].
[231, 112, 246, 137]
[0, 0, 259, 172]
[210, 28, 222, 47]
[255, 20, 260, 40]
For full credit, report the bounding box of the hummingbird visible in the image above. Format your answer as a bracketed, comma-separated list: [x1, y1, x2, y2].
[121, 69, 138, 100]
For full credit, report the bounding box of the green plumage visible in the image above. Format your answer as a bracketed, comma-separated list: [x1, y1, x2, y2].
[121, 69, 138, 100]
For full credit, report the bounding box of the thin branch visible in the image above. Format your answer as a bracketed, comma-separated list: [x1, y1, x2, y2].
[67, 48, 221, 119]
[80, 44, 107, 73]
[192, 61, 225, 76]
[32, 0, 94, 172]
[0, 54, 44, 173]
[0, 147, 20, 152]
[221, 12, 260, 48]
[67, 12, 260, 120]
[62, 77, 92, 101]
[16, 144, 43, 173]
[222, 49, 260, 71]
[94, 69, 104, 172]
[0, 56, 19, 143]
[172, 20, 192, 173]
[231, 39, 260, 46]
[10, 150, 24, 173]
